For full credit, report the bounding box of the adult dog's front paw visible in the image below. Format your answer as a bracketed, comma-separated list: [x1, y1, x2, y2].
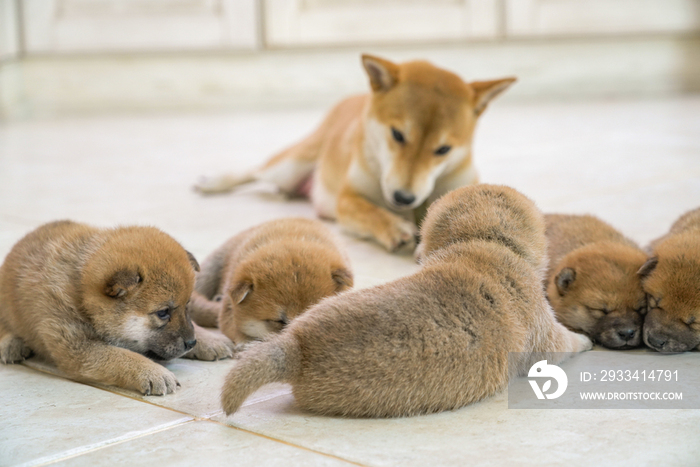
[382, 219, 418, 253]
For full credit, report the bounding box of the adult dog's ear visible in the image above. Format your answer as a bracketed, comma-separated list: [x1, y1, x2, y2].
[637, 257, 658, 278]
[470, 77, 516, 117]
[186, 251, 200, 272]
[362, 54, 400, 92]
[332, 268, 354, 292]
[104, 268, 141, 298]
[555, 268, 576, 296]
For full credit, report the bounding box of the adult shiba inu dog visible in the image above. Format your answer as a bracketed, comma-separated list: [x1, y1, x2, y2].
[195, 55, 515, 253]
[220, 185, 591, 418]
[0, 220, 234, 395]
[545, 214, 647, 349]
[189, 218, 353, 343]
[640, 207, 700, 353]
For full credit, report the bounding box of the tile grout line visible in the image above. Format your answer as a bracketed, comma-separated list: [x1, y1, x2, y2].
[18, 418, 196, 467]
[20, 364, 368, 467]
[205, 418, 370, 467]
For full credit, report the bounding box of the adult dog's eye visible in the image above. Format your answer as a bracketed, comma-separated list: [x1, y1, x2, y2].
[391, 127, 405, 144]
[156, 308, 170, 320]
[434, 145, 451, 156]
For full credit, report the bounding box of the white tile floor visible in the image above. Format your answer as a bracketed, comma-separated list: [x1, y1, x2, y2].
[1, 96, 699, 466]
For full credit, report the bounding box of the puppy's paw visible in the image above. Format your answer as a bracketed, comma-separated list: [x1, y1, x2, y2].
[574, 333, 594, 352]
[384, 219, 418, 253]
[183, 328, 236, 361]
[0, 335, 33, 364]
[136, 363, 180, 396]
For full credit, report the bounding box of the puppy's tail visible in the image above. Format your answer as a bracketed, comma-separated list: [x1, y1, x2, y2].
[221, 333, 300, 416]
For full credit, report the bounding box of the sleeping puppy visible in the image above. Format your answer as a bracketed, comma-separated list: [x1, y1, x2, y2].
[544, 214, 648, 349]
[640, 207, 700, 353]
[0, 220, 233, 395]
[220, 185, 591, 418]
[188, 218, 353, 344]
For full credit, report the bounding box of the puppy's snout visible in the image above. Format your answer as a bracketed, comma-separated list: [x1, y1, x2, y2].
[617, 328, 636, 341]
[646, 334, 667, 350]
[184, 339, 197, 351]
[393, 190, 416, 206]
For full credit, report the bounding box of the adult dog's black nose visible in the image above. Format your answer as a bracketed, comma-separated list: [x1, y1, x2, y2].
[184, 339, 197, 351]
[393, 190, 416, 206]
[617, 328, 636, 341]
[647, 334, 666, 349]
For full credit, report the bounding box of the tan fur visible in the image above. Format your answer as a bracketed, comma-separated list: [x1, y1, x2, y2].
[220, 185, 591, 418]
[189, 218, 353, 344]
[195, 55, 515, 253]
[544, 214, 647, 349]
[0, 220, 233, 395]
[640, 207, 700, 353]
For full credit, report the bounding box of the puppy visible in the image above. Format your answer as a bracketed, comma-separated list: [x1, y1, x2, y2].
[188, 218, 353, 344]
[544, 214, 648, 349]
[0, 220, 233, 395]
[640, 207, 700, 353]
[195, 54, 515, 253]
[220, 185, 591, 418]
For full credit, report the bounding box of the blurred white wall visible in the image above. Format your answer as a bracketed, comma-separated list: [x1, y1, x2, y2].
[1, 0, 700, 119]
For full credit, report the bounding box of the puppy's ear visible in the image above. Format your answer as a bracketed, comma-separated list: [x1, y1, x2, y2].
[186, 250, 200, 272]
[331, 268, 354, 291]
[470, 77, 516, 117]
[231, 281, 253, 304]
[362, 54, 399, 92]
[555, 268, 576, 296]
[104, 268, 141, 298]
[637, 257, 658, 278]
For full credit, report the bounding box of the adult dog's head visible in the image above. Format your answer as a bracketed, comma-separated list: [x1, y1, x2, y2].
[361, 54, 515, 211]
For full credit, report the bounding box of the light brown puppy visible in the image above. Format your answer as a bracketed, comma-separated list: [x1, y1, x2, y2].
[544, 214, 648, 349]
[189, 218, 353, 344]
[220, 185, 591, 418]
[195, 54, 515, 253]
[0, 220, 233, 395]
[640, 207, 700, 353]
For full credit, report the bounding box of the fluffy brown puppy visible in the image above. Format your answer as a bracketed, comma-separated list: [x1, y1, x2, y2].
[188, 218, 353, 344]
[640, 207, 700, 353]
[220, 185, 591, 418]
[0, 220, 232, 395]
[544, 214, 648, 349]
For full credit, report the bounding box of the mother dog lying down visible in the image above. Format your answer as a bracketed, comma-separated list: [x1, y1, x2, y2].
[221, 185, 592, 418]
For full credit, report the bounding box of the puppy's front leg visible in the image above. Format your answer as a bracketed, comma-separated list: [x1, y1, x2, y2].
[54, 341, 180, 395]
[182, 324, 237, 361]
[336, 186, 417, 252]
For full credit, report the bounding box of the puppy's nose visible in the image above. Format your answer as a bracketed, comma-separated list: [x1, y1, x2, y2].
[393, 190, 416, 206]
[617, 328, 636, 341]
[184, 339, 197, 351]
[647, 334, 666, 349]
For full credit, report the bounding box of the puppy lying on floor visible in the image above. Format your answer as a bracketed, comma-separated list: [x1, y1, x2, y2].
[544, 214, 648, 349]
[195, 54, 515, 253]
[640, 207, 700, 353]
[189, 218, 353, 344]
[0, 220, 233, 395]
[220, 185, 591, 418]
